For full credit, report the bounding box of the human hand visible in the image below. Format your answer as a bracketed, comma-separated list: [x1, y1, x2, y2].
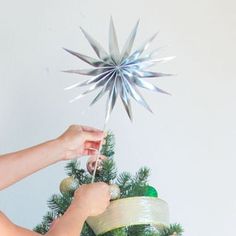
[57, 125, 105, 160]
[72, 182, 110, 217]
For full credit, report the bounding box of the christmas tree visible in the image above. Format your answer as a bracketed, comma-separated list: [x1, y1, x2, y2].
[34, 133, 183, 236]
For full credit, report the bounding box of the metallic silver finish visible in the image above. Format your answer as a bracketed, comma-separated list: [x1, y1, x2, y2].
[64, 17, 174, 123]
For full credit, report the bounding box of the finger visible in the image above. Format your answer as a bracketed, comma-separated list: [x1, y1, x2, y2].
[82, 130, 105, 142]
[99, 182, 110, 191]
[82, 125, 102, 133]
[84, 141, 101, 150]
[82, 149, 98, 156]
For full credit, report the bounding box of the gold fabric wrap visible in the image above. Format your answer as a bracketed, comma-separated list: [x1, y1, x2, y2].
[86, 197, 169, 235]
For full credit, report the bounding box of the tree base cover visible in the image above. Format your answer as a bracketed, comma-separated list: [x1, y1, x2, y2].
[34, 133, 183, 236]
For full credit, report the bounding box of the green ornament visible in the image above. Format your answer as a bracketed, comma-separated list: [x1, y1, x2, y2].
[144, 186, 158, 197]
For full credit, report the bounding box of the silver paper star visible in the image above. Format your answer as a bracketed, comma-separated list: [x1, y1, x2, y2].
[64, 18, 174, 123]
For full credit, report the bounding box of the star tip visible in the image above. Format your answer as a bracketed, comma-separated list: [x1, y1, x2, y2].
[154, 31, 159, 37]
[128, 114, 133, 122]
[164, 73, 175, 77]
[63, 48, 70, 53]
[109, 16, 114, 27]
[105, 117, 109, 125]
[64, 86, 72, 91]
[147, 108, 153, 114]
[79, 26, 85, 32]
[61, 70, 73, 74]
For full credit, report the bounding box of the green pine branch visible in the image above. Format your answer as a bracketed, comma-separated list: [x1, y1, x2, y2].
[95, 158, 117, 183]
[47, 193, 72, 215]
[81, 223, 96, 236]
[94, 132, 117, 183]
[34, 132, 184, 236]
[101, 132, 115, 157]
[65, 160, 80, 177]
[99, 224, 183, 236]
[33, 211, 56, 234]
[158, 223, 184, 236]
[116, 167, 150, 198]
[116, 172, 132, 198]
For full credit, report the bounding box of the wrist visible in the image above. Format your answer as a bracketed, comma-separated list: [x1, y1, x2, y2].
[55, 136, 78, 161]
[70, 201, 90, 219]
[49, 138, 68, 162]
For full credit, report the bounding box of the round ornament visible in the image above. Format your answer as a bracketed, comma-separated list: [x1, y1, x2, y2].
[59, 176, 79, 194]
[64, 18, 173, 123]
[87, 155, 107, 175]
[109, 184, 121, 200]
[144, 186, 158, 198]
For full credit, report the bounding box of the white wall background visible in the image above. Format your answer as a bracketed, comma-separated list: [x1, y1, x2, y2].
[0, 0, 235, 235]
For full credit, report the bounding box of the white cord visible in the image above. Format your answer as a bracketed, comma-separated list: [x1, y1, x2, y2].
[91, 123, 107, 183]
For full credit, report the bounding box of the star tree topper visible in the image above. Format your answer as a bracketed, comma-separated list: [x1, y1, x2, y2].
[64, 17, 174, 123]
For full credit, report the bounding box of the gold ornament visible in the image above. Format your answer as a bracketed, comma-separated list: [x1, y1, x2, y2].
[59, 176, 79, 194]
[109, 184, 121, 200]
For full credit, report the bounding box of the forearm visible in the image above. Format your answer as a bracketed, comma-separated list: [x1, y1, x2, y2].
[0, 211, 40, 236]
[0, 203, 88, 236]
[46, 203, 88, 236]
[0, 139, 66, 190]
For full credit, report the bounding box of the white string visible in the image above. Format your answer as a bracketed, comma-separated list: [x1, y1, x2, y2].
[77, 101, 108, 183]
[91, 122, 107, 183]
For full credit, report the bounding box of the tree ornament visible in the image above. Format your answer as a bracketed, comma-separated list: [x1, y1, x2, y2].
[144, 185, 158, 197]
[109, 184, 121, 200]
[59, 176, 79, 194]
[86, 155, 107, 175]
[64, 17, 174, 123]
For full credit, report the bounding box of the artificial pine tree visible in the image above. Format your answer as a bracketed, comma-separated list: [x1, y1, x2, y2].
[34, 133, 183, 236]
